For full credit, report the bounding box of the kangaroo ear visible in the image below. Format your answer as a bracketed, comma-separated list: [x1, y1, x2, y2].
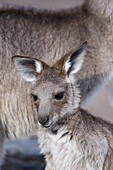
[12, 56, 43, 82]
[63, 41, 87, 76]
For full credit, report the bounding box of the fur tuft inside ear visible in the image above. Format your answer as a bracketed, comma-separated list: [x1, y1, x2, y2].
[63, 41, 87, 76]
[12, 56, 43, 82]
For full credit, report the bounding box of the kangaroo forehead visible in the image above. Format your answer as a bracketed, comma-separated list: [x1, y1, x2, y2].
[36, 68, 63, 84]
[32, 68, 68, 94]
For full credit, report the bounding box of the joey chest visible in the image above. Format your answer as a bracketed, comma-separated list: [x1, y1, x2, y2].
[50, 133, 85, 170]
[38, 130, 92, 170]
[38, 127, 108, 170]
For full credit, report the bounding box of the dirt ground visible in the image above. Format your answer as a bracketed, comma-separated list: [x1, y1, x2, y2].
[0, 0, 113, 169]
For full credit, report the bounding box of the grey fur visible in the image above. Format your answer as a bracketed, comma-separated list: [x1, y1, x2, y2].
[0, 0, 113, 166]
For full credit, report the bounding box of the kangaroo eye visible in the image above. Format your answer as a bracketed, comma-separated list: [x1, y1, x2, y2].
[55, 92, 64, 100]
[30, 94, 38, 102]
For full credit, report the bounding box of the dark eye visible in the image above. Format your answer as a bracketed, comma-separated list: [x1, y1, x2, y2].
[30, 94, 38, 102]
[54, 92, 64, 100]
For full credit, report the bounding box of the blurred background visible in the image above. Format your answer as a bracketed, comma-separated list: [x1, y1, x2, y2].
[0, 0, 113, 169]
[0, 0, 84, 9]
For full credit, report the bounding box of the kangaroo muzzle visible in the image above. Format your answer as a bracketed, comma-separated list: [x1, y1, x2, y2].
[38, 115, 49, 127]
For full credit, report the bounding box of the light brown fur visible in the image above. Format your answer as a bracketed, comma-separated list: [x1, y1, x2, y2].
[0, 0, 113, 165]
[13, 43, 113, 170]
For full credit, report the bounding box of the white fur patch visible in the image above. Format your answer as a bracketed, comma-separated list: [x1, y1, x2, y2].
[64, 60, 71, 73]
[64, 51, 85, 75]
[35, 60, 42, 73]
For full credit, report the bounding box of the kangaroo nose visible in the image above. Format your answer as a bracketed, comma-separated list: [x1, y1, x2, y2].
[38, 115, 49, 126]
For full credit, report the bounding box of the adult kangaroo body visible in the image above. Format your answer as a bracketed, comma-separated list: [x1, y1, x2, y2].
[0, 0, 113, 165]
